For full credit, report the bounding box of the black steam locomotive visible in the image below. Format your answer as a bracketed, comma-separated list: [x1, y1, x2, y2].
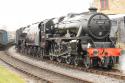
[16, 8, 121, 69]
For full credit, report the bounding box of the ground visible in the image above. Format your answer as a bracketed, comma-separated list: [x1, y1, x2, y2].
[0, 65, 26, 83]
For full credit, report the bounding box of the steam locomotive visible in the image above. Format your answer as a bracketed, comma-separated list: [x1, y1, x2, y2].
[16, 8, 121, 69]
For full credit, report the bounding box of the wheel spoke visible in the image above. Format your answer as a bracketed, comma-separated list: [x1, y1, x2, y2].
[50, 56, 54, 61]
[57, 57, 62, 63]
[65, 57, 71, 64]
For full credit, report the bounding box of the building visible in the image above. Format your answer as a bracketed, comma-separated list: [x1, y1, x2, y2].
[93, 0, 125, 14]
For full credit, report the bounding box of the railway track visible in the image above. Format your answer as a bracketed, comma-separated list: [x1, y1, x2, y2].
[49, 60, 125, 80]
[0, 54, 46, 83]
[0, 46, 125, 83]
[0, 47, 91, 83]
[0, 52, 51, 83]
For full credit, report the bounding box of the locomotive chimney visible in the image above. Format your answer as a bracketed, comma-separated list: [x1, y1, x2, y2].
[89, 7, 97, 14]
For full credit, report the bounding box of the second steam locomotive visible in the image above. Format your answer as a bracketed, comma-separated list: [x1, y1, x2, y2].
[16, 8, 121, 69]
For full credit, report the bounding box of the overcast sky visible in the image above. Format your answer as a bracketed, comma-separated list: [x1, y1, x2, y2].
[0, 0, 91, 31]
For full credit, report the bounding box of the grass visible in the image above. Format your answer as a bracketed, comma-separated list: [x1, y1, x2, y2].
[0, 65, 26, 83]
